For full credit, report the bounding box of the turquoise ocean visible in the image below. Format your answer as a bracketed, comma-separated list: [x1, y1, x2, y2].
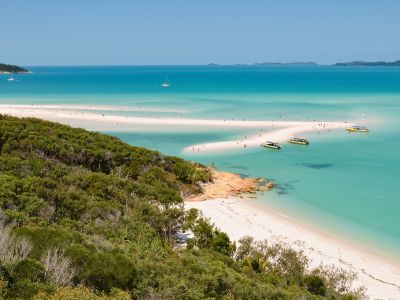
[1, 66, 400, 259]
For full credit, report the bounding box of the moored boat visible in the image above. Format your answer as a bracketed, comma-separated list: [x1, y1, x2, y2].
[161, 74, 171, 87]
[346, 125, 369, 133]
[288, 137, 309, 145]
[261, 141, 281, 149]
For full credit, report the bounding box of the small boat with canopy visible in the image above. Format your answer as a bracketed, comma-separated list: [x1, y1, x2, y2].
[261, 141, 281, 150]
[288, 137, 309, 145]
[346, 126, 369, 133]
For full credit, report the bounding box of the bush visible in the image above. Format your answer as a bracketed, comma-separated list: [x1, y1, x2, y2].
[13, 259, 47, 283]
[304, 274, 327, 295]
[33, 287, 130, 300]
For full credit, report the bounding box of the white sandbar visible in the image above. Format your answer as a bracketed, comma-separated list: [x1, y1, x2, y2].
[0, 105, 351, 154]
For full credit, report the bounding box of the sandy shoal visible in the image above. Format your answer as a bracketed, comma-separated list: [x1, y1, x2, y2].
[0, 104, 354, 153]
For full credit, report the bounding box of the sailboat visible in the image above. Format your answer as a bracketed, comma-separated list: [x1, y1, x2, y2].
[161, 74, 170, 87]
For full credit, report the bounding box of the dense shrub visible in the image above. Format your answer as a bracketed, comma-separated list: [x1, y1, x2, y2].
[0, 116, 359, 299]
[0, 63, 28, 73]
[304, 274, 327, 295]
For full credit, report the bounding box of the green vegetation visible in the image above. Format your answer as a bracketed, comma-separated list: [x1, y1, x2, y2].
[0, 63, 29, 73]
[334, 60, 400, 66]
[0, 116, 362, 299]
[254, 62, 318, 66]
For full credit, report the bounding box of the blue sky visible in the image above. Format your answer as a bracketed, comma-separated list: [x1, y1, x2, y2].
[2, 0, 399, 65]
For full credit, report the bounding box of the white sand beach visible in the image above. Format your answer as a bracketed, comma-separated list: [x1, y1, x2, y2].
[183, 122, 348, 153]
[186, 197, 400, 299]
[0, 104, 352, 154]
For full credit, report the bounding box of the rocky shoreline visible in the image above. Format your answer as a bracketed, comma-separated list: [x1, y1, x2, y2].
[186, 169, 274, 201]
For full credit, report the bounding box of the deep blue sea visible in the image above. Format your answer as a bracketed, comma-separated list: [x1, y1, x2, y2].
[1, 65, 400, 258]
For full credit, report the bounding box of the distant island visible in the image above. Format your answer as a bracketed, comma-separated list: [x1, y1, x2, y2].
[334, 60, 400, 66]
[254, 61, 318, 66]
[0, 63, 29, 73]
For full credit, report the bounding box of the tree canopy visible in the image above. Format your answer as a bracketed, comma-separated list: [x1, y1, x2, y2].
[0, 116, 361, 299]
[0, 63, 28, 73]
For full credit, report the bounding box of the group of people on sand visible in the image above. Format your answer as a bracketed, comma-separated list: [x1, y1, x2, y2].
[188, 119, 347, 153]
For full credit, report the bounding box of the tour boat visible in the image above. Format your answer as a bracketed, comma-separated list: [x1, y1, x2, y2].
[346, 126, 369, 133]
[7, 77, 15, 81]
[288, 137, 309, 145]
[261, 141, 281, 149]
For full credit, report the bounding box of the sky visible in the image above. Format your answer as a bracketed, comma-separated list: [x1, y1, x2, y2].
[1, 0, 400, 66]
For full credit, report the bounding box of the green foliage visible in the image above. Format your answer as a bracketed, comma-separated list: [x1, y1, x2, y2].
[185, 210, 236, 257]
[13, 259, 47, 283]
[0, 116, 358, 299]
[33, 287, 131, 300]
[78, 251, 136, 292]
[0, 63, 28, 73]
[304, 274, 327, 295]
[0, 259, 53, 299]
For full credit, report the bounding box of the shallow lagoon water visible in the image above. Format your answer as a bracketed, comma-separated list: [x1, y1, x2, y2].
[1, 65, 400, 257]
